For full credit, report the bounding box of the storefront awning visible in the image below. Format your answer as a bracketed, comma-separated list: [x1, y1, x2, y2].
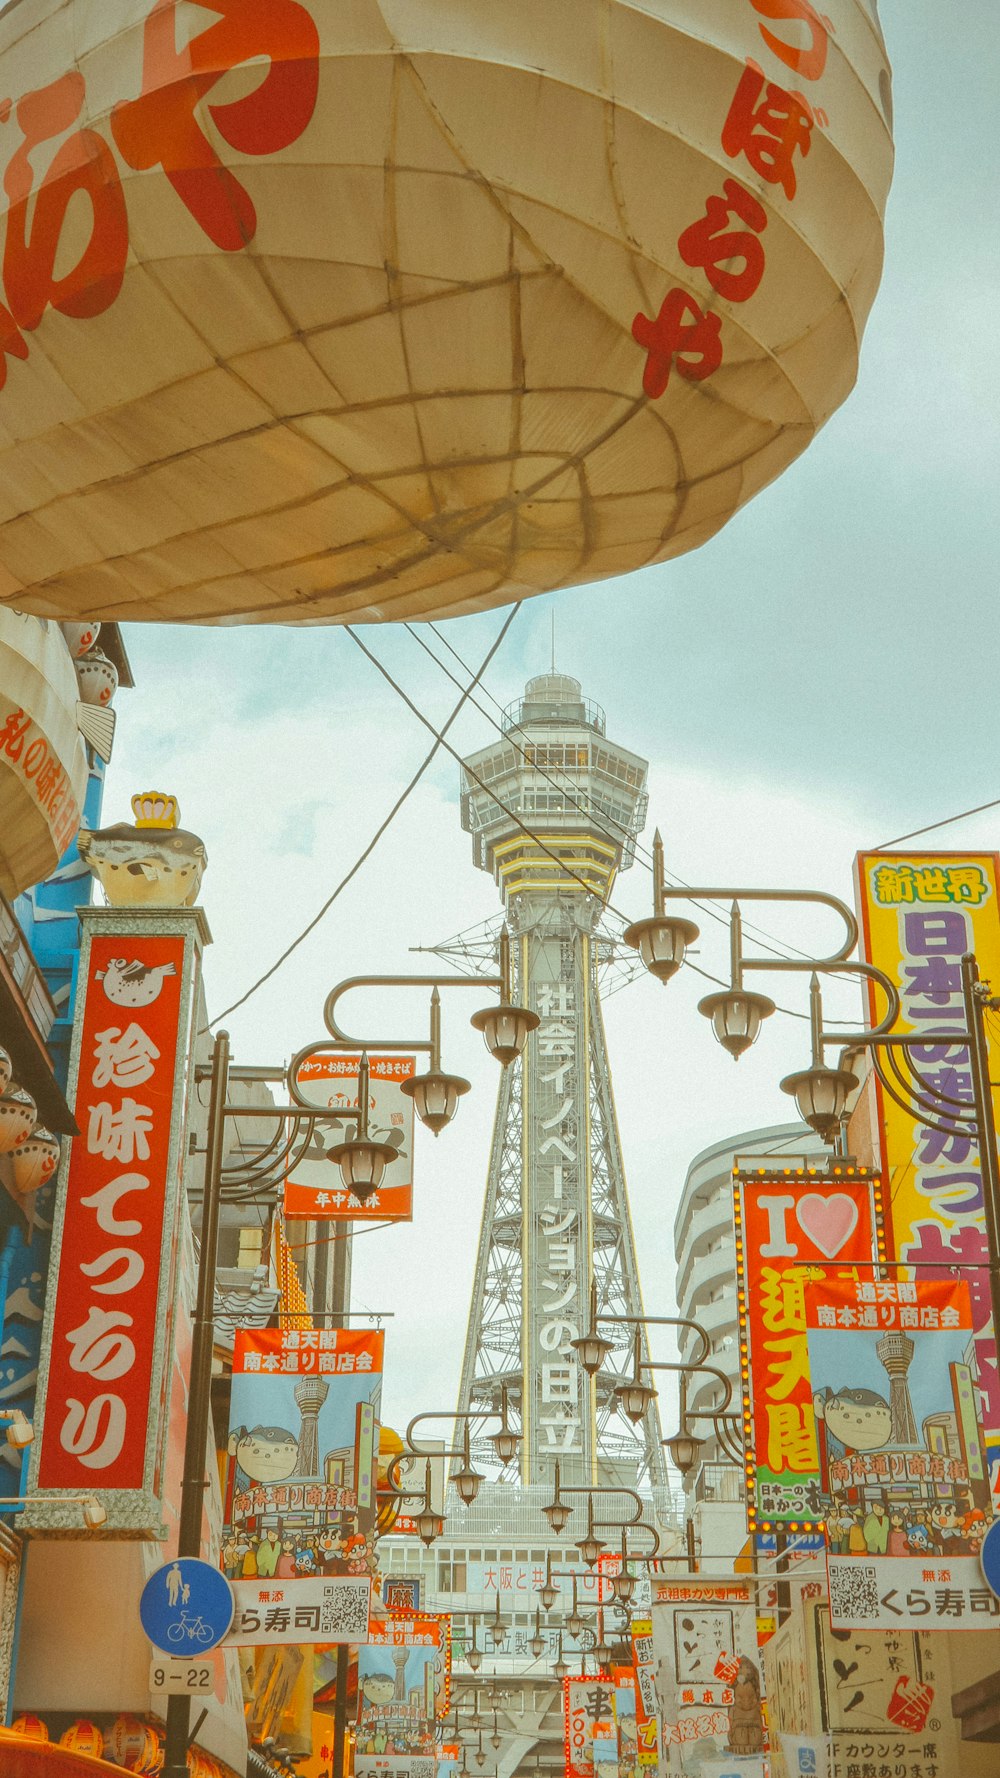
[0, 1732, 134, 1778]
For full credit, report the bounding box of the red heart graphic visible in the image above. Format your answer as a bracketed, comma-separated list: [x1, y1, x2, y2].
[795, 1193, 859, 1259]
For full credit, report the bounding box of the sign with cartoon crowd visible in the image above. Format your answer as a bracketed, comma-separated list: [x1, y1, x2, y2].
[648, 1581, 766, 1776]
[805, 1276, 995, 1631]
[222, 1327, 383, 1592]
[356, 1616, 447, 1764]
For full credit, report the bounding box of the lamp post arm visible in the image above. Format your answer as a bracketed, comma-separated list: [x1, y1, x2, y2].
[404, 1408, 499, 1452]
[553, 1482, 646, 1527]
[595, 1312, 711, 1369]
[644, 1360, 734, 1417]
[322, 974, 502, 1050]
[659, 885, 858, 965]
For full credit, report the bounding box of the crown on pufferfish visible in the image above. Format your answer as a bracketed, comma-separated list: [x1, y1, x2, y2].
[131, 791, 179, 831]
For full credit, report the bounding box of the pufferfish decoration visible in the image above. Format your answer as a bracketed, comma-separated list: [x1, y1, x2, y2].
[78, 791, 207, 908]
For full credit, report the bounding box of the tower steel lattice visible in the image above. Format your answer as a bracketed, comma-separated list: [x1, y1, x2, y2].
[444, 672, 668, 1491]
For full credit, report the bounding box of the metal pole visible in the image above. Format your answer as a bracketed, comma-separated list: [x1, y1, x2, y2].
[163, 1029, 230, 1778]
[330, 1168, 354, 1778]
[961, 954, 1000, 1368]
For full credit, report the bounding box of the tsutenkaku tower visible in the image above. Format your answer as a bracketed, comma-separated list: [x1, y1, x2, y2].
[454, 673, 667, 1490]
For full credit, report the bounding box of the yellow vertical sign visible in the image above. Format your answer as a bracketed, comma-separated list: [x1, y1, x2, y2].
[855, 850, 1000, 1478]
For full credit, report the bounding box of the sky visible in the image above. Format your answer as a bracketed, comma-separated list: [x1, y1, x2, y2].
[98, 1, 1000, 1438]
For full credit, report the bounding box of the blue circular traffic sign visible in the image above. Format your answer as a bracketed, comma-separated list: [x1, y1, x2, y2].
[981, 1517, 1000, 1601]
[140, 1557, 234, 1654]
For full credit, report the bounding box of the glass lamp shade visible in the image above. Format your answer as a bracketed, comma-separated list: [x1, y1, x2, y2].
[663, 1429, 705, 1476]
[539, 1582, 558, 1610]
[569, 1328, 613, 1375]
[565, 1610, 586, 1640]
[594, 1640, 612, 1670]
[4, 1410, 32, 1449]
[553, 1657, 569, 1681]
[82, 1497, 107, 1529]
[697, 988, 775, 1059]
[780, 1063, 859, 1141]
[470, 1002, 540, 1065]
[622, 914, 700, 983]
[530, 1634, 545, 1658]
[401, 1068, 471, 1135]
[326, 1134, 398, 1200]
[541, 1499, 571, 1534]
[475, 1753, 486, 1768]
[416, 1507, 445, 1546]
[611, 1570, 635, 1604]
[490, 1426, 521, 1465]
[453, 1462, 483, 1506]
[614, 1376, 657, 1425]
[467, 1648, 482, 1672]
[576, 1535, 605, 1568]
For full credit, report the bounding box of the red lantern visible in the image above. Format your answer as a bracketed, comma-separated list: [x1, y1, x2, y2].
[105, 1715, 152, 1770]
[61, 1721, 105, 1757]
[10, 1715, 48, 1742]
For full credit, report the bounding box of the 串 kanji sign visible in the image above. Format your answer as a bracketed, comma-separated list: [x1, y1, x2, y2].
[27, 907, 205, 1530]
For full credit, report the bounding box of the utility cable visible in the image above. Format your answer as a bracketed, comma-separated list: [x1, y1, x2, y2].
[207, 604, 521, 1025]
[874, 796, 1000, 849]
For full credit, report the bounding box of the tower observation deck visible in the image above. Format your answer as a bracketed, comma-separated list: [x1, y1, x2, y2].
[455, 672, 667, 1491]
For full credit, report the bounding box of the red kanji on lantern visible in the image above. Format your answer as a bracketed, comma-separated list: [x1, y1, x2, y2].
[677, 179, 768, 302]
[0, 71, 128, 387]
[722, 63, 815, 200]
[632, 290, 723, 400]
[111, 0, 321, 252]
[747, 0, 833, 82]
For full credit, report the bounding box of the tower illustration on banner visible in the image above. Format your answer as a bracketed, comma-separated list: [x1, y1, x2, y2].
[434, 671, 666, 1488]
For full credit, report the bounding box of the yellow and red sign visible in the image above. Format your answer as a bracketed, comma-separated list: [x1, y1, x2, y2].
[734, 1166, 882, 1529]
[856, 850, 1000, 1473]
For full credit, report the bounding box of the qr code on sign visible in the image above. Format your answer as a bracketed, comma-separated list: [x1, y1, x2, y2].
[829, 1563, 879, 1622]
[320, 1579, 370, 1640]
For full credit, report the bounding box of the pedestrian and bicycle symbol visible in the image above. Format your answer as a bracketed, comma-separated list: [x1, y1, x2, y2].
[139, 1556, 235, 1654]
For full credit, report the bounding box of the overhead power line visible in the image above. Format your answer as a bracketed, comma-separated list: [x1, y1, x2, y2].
[875, 796, 1000, 849]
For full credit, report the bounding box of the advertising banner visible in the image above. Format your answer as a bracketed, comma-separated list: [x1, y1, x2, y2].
[28, 908, 205, 1532]
[855, 849, 1000, 1479]
[806, 1276, 994, 1630]
[734, 1168, 880, 1529]
[225, 1574, 371, 1648]
[223, 1327, 383, 1584]
[357, 1617, 443, 1758]
[286, 1052, 415, 1222]
[564, 1676, 617, 1778]
[649, 1581, 764, 1775]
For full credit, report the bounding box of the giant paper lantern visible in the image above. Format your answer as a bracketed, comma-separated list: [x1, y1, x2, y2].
[0, 0, 891, 626]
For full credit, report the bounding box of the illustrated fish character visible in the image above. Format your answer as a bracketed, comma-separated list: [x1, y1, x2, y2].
[77, 820, 207, 908]
[96, 957, 178, 1008]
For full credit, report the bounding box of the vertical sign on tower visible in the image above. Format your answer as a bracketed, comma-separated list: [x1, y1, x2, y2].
[856, 850, 1000, 1488]
[26, 906, 207, 1532]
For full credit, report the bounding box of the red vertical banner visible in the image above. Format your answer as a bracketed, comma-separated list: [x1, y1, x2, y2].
[734, 1165, 883, 1531]
[27, 908, 205, 1529]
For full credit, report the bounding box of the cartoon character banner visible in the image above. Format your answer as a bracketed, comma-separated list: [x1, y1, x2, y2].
[649, 1582, 765, 1776]
[805, 1276, 995, 1630]
[356, 1618, 443, 1759]
[855, 850, 1000, 1484]
[734, 1169, 880, 1529]
[223, 1327, 383, 1585]
[286, 1052, 415, 1222]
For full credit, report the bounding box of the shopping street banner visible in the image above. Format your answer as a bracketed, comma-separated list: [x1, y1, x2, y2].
[361, 1613, 451, 1720]
[357, 1618, 443, 1759]
[285, 1051, 415, 1221]
[855, 849, 1000, 1484]
[649, 1580, 765, 1775]
[225, 1574, 372, 1647]
[805, 1276, 996, 1631]
[734, 1168, 881, 1529]
[222, 1326, 383, 1585]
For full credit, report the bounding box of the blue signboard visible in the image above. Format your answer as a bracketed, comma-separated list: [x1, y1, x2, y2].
[140, 1557, 235, 1654]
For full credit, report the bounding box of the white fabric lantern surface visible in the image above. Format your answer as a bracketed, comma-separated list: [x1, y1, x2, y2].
[0, 0, 892, 625]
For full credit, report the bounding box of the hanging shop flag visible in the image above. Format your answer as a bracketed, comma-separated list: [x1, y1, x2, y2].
[222, 1326, 383, 1587]
[734, 1165, 882, 1530]
[649, 1579, 765, 1774]
[286, 1052, 416, 1222]
[357, 1618, 443, 1759]
[805, 1275, 996, 1632]
[362, 1613, 451, 1719]
[27, 907, 207, 1531]
[855, 849, 1000, 1485]
[564, 1675, 617, 1778]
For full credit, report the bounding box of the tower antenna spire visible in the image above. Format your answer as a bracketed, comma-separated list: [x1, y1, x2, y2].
[551, 608, 556, 673]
